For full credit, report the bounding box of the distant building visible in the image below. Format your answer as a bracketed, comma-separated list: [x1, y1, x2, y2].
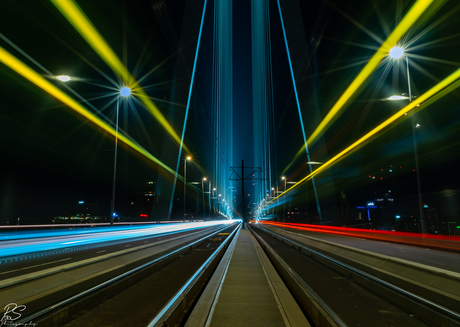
[76, 200, 100, 216]
[53, 181, 159, 223]
[112, 181, 156, 221]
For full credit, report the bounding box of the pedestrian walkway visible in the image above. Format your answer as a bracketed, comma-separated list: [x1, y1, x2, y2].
[186, 226, 310, 327]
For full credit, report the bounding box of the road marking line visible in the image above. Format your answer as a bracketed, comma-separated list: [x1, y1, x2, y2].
[0, 258, 72, 275]
[62, 240, 86, 244]
[97, 250, 106, 253]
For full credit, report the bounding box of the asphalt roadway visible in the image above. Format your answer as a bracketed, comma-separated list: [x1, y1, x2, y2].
[0, 223, 223, 280]
[260, 224, 460, 273]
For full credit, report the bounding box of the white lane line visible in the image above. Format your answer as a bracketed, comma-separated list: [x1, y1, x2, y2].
[62, 240, 87, 245]
[0, 258, 72, 275]
[97, 250, 106, 253]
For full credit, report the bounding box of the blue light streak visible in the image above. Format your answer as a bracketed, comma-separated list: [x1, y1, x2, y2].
[168, 0, 208, 219]
[212, 0, 234, 218]
[252, 0, 271, 217]
[0, 221, 229, 258]
[120, 87, 131, 97]
[276, 0, 323, 221]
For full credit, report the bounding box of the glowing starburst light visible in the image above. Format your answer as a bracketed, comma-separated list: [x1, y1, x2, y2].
[389, 46, 404, 59]
[50, 0, 188, 152]
[271, 67, 460, 204]
[0, 46, 178, 179]
[120, 87, 131, 97]
[304, 0, 434, 147]
[56, 75, 71, 82]
[389, 95, 409, 100]
[284, 0, 435, 175]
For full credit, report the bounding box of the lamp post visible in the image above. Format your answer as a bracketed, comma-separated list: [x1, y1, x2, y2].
[286, 181, 298, 218]
[389, 46, 426, 233]
[281, 176, 286, 222]
[213, 188, 216, 218]
[208, 180, 212, 212]
[270, 187, 275, 214]
[218, 194, 221, 215]
[184, 156, 191, 222]
[110, 87, 131, 225]
[202, 177, 207, 220]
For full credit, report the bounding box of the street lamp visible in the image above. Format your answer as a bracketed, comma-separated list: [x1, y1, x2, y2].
[110, 87, 131, 225]
[286, 181, 298, 217]
[389, 46, 404, 59]
[184, 156, 191, 221]
[202, 177, 207, 220]
[208, 179, 212, 212]
[120, 86, 131, 97]
[388, 95, 410, 101]
[218, 194, 221, 215]
[56, 75, 71, 82]
[281, 176, 286, 222]
[389, 46, 426, 233]
[212, 187, 216, 217]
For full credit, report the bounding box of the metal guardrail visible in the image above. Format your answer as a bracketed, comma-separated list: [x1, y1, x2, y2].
[147, 223, 241, 327]
[15, 223, 237, 325]
[253, 224, 460, 325]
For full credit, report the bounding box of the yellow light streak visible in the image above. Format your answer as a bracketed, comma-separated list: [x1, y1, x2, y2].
[270, 67, 460, 204]
[304, 0, 434, 150]
[50, 0, 188, 152]
[0, 46, 179, 179]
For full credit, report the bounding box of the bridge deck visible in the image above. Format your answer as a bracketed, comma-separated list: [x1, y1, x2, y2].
[187, 227, 309, 326]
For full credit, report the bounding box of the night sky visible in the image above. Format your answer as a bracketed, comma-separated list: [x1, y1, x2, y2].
[1, 0, 460, 231]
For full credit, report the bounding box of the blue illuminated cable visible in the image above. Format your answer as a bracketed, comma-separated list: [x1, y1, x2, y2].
[212, 0, 233, 217]
[276, 0, 322, 222]
[168, 0, 208, 220]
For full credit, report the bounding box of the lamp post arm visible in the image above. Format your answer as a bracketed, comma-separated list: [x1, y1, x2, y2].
[110, 96, 120, 226]
[184, 159, 186, 222]
[406, 55, 426, 233]
[406, 56, 412, 103]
